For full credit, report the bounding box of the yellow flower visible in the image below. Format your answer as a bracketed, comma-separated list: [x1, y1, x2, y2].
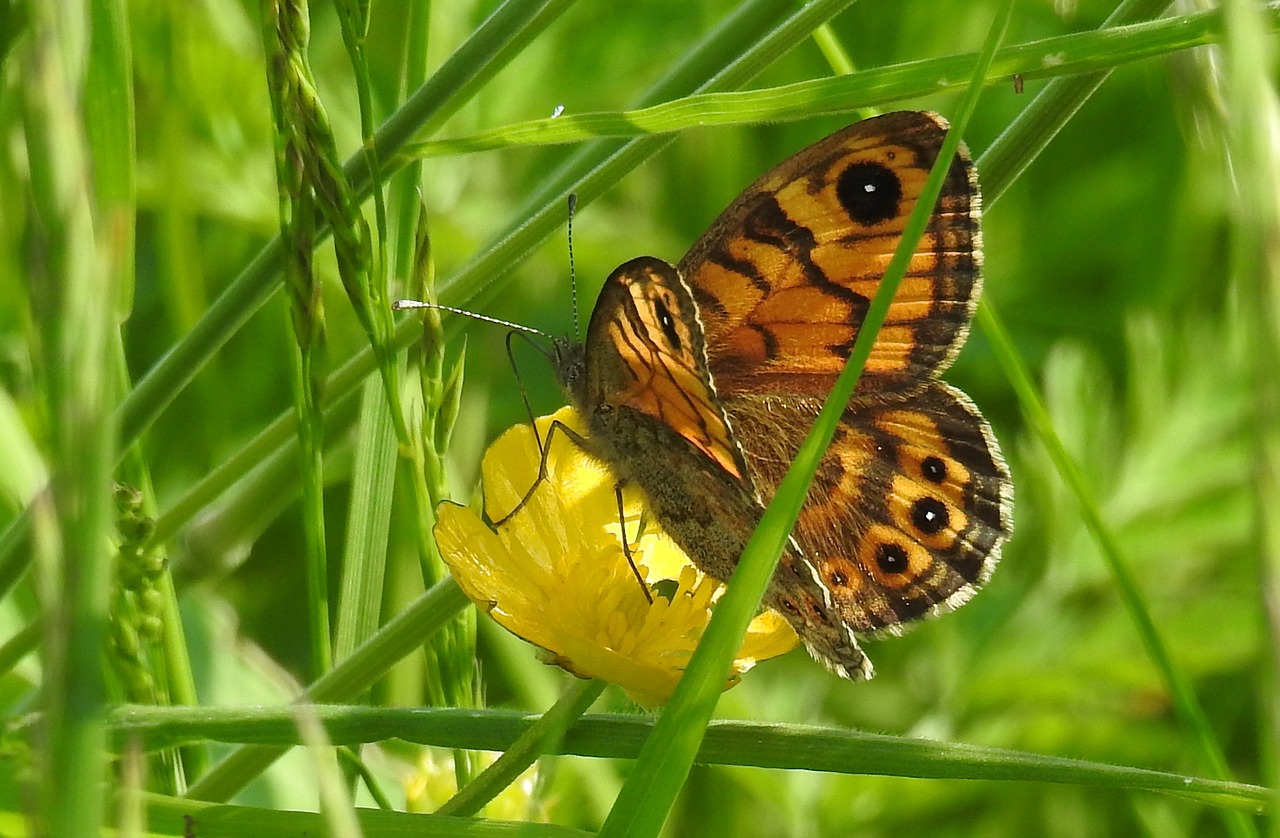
[405, 750, 547, 819]
[434, 407, 798, 706]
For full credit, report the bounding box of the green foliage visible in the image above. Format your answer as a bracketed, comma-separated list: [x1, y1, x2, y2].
[0, 0, 1276, 835]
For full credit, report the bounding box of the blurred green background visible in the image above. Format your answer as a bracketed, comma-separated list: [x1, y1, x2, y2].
[0, 0, 1273, 835]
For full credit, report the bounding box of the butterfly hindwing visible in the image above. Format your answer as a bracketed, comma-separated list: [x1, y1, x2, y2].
[725, 382, 1012, 634]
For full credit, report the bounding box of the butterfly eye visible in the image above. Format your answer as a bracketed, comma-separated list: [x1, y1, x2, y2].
[836, 160, 902, 227]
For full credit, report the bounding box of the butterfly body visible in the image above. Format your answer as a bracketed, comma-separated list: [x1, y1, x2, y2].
[556, 257, 874, 678]
[552, 271, 756, 583]
[554, 112, 1012, 681]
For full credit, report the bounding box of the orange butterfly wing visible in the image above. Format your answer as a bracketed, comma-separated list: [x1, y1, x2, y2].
[576, 256, 750, 483]
[679, 111, 980, 396]
[725, 385, 1010, 634]
[680, 111, 1009, 644]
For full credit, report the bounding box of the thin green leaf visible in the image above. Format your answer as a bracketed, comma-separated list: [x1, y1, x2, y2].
[107, 705, 1269, 815]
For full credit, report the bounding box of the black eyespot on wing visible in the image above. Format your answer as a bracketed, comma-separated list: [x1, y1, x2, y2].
[921, 456, 947, 483]
[911, 496, 948, 535]
[876, 542, 909, 574]
[836, 161, 902, 226]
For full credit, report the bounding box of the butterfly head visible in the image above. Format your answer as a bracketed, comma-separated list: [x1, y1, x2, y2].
[552, 336, 588, 412]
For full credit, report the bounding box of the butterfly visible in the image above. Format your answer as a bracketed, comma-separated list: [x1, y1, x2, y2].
[549, 111, 1012, 681]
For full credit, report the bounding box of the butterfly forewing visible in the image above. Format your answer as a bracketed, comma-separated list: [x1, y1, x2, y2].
[579, 256, 753, 483]
[679, 111, 980, 396]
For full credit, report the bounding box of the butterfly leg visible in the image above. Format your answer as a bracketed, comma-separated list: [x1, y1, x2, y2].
[490, 330, 583, 526]
[490, 419, 590, 526]
[612, 480, 653, 604]
[490, 421, 655, 603]
[504, 329, 551, 453]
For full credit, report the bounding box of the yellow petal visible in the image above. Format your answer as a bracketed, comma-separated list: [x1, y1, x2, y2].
[434, 406, 799, 706]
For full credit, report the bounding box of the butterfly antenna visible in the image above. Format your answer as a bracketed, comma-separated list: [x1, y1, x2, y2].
[567, 193, 580, 342]
[392, 299, 552, 340]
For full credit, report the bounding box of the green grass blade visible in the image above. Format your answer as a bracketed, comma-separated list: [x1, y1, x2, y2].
[437, 679, 606, 817]
[1219, 0, 1280, 828]
[403, 4, 1273, 159]
[0, 0, 579, 603]
[107, 705, 1269, 815]
[141, 793, 595, 837]
[183, 577, 470, 801]
[333, 377, 397, 666]
[24, 1, 123, 833]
